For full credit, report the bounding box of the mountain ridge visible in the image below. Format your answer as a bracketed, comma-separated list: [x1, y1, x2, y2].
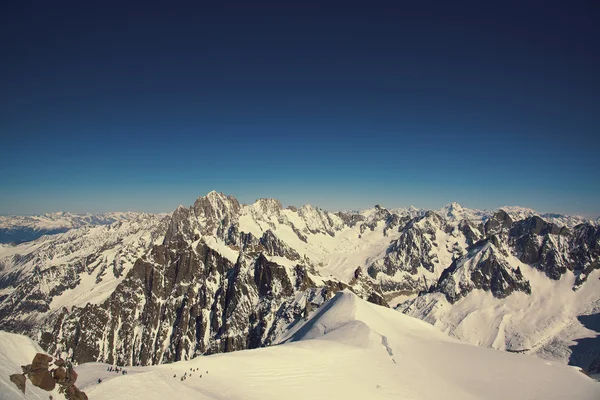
[0, 191, 598, 376]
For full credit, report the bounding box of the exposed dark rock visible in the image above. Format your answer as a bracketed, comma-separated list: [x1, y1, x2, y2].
[9, 352, 86, 399]
[9, 373, 26, 393]
[369, 213, 443, 278]
[293, 265, 314, 291]
[53, 366, 67, 381]
[27, 353, 55, 391]
[458, 220, 481, 246]
[259, 230, 301, 260]
[510, 216, 563, 237]
[436, 240, 531, 303]
[335, 211, 365, 228]
[367, 291, 387, 306]
[484, 210, 513, 237]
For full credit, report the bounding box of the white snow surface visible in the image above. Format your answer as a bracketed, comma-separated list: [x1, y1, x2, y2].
[3, 291, 599, 400]
[402, 263, 600, 364]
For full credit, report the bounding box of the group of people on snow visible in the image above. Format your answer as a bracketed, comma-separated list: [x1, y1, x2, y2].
[98, 366, 129, 383]
[106, 366, 128, 375]
[174, 368, 208, 381]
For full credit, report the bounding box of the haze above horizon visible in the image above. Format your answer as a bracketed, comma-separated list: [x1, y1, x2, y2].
[1, 1, 598, 216]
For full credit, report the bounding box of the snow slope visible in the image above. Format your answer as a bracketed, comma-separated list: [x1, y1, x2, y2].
[4, 291, 598, 400]
[402, 264, 600, 365]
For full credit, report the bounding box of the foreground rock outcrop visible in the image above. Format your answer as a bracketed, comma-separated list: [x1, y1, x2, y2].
[9, 352, 87, 399]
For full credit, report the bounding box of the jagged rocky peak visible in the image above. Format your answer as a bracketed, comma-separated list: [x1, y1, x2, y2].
[410, 210, 446, 234]
[334, 210, 365, 228]
[505, 216, 573, 280]
[367, 211, 447, 280]
[193, 191, 241, 222]
[370, 204, 392, 220]
[484, 209, 513, 237]
[435, 239, 531, 303]
[440, 201, 464, 218]
[457, 219, 482, 246]
[297, 204, 343, 236]
[510, 215, 566, 237]
[356, 204, 394, 234]
[249, 198, 283, 218]
[164, 205, 194, 243]
[166, 191, 242, 241]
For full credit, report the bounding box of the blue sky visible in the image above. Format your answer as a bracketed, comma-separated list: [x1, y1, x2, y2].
[1, 1, 598, 216]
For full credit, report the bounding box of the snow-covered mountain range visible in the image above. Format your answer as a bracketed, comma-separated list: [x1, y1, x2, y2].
[2, 291, 599, 400]
[0, 212, 143, 244]
[0, 191, 598, 377]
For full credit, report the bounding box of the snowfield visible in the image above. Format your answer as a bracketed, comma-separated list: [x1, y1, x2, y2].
[2, 291, 598, 400]
[401, 264, 600, 365]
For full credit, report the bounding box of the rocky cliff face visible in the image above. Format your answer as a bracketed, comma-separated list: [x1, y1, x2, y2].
[39, 241, 318, 365]
[425, 211, 600, 297]
[435, 239, 531, 303]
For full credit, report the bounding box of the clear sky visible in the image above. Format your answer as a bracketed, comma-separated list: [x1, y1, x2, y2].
[1, 1, 598, 216]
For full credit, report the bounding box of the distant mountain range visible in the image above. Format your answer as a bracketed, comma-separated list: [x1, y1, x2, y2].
[1, 204, 595, 246]
[0, 191, 598, 377]
[0, 212, 143, 244]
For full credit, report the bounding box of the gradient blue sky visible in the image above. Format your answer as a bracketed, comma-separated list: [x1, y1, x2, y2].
[1, 1, 598, 216]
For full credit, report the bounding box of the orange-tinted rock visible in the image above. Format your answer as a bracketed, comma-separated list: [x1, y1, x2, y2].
[31, 353, 53, 371]
[28, 370, 56, 391]
[53, 366, 67, 381]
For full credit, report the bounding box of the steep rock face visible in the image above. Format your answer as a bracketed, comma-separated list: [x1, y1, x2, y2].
[506, 216, 599, 281]
[458, 220, 482, 247]
[334, 211, 365, 228]
[571, 224, 600, 286]
[165, 191, 241, 243]
[258, 230, 301, 261]
[368, 212, 447, 278]
[39, 242, 315, 365]
[435, 240, 531, 303]
[483, 210, 513, 237]
[39, 236, 385, 365]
